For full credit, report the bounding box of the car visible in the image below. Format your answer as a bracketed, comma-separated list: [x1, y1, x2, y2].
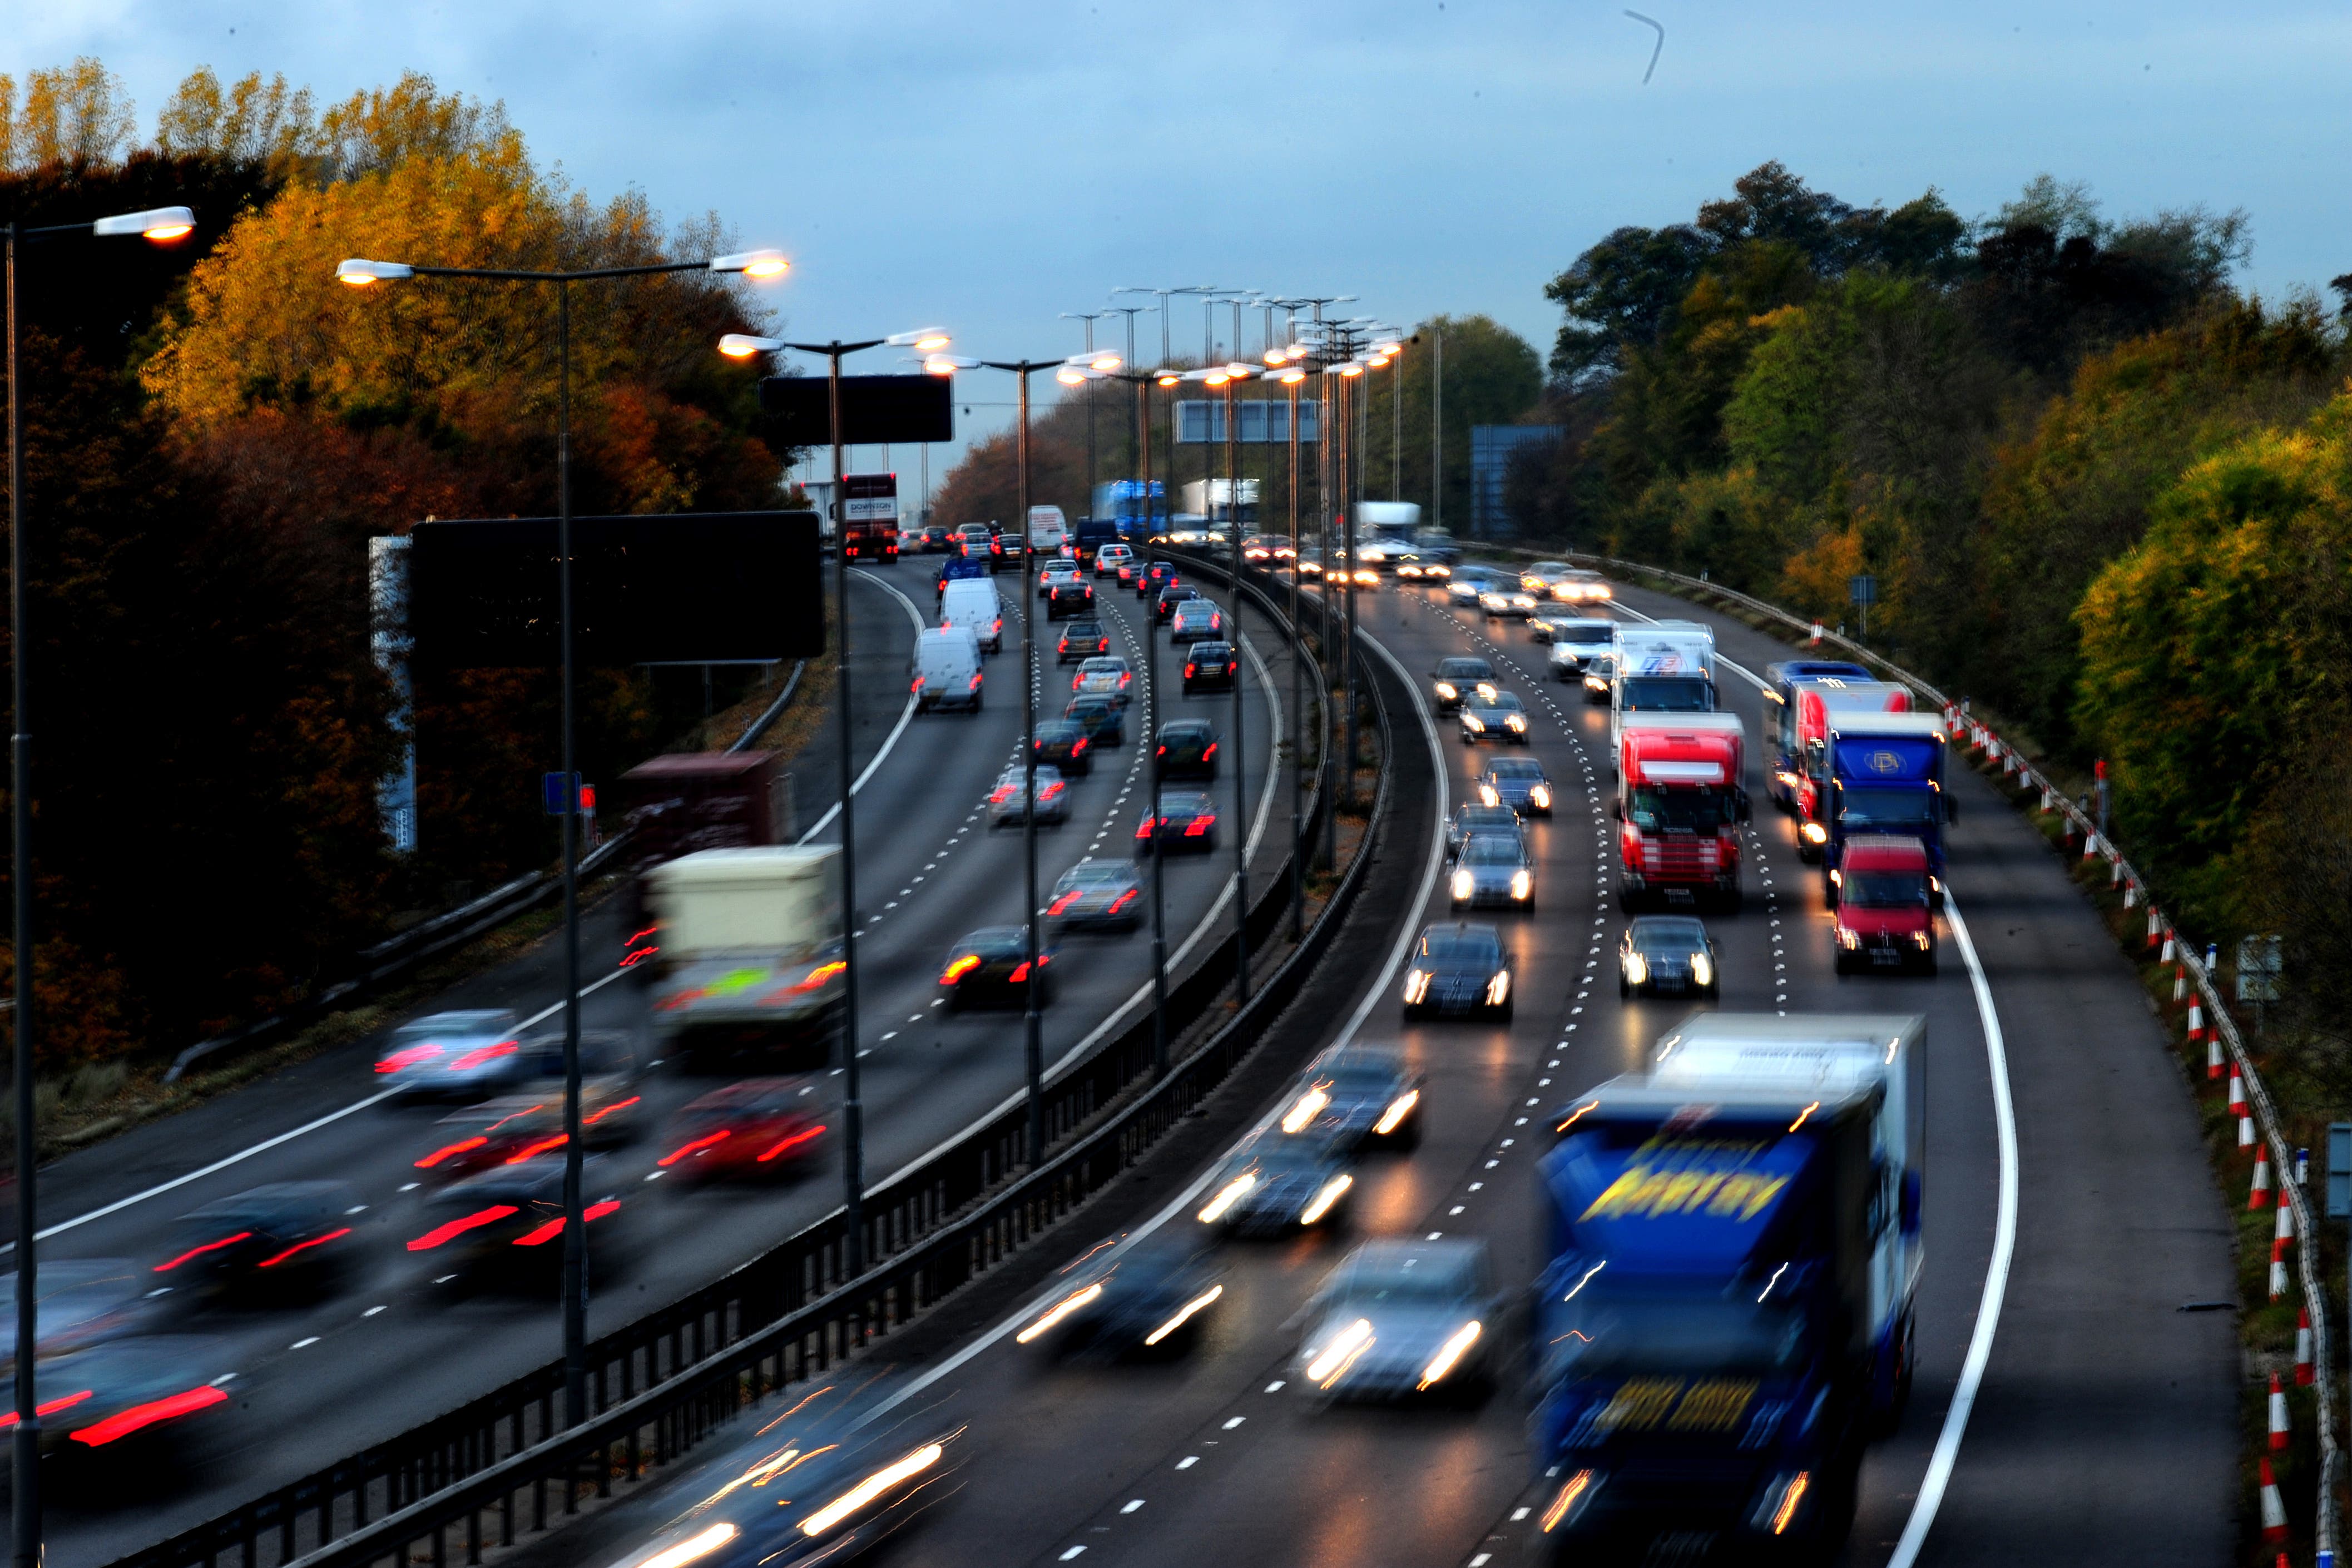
[406, 1155, 634, 1287]
[1274, 1044, 1425, 1151]
[413, 1067, 642, 1183]
[1292, 1239, 1496, 1402]
[155, 1182, 362, 1302]
[0, 1262, 230, 1455]
[1429, 657, 1496, 713]
[1447, 802, 1525, 860]
[1064, 694, 1127, 748]
[1038, 562, 1085, 598]
[1168, 598, 1226, 643]
[1194, 1132, 1355, 1237]
[1581, 653, 1616, 704]
[1479, 585, 1541, 619]
[1241, 534, 1276, 562]
[915, 524, 954, 554]
[374, 1009, 526, 1100]
[1047, 860, 1146, 931]
[1046, 579, 1096, 619]
[1555, 567, 1613, 604]
[1135, 790, 1219, 854]
[987, 765, 1070, 826]
[1137, 561, 1179, 598]
[1095, 542, 1135, 578]
[1182, 640, 1237, 694]
[1400, 922, 1513, 1021]
[1458, 687, 1531, 745]
[912, 624, 983, 712]
[1072, 655, 1133, 707]
[1155, 720, 1219, 781]
[938, 926, 1053, 1010]
[1546, 617, 1616, 676]
[1031, 718, 1095, 777]
[1521, 561, 1573, 596]
[652, 1077, 826, 1181]
[1445, 569, 1505, 608]
[1449, 832, 1536, 911]
[1057, 619, 1109, 663]
[1295, 548, 1324, 579]
[1479, 756, 1554, 816]
[1155, 582, 1202, 623]
[953, 523, 1000, 565]
[1014, 1229, 1227, 1357]
[1618, 914, 1720, 999]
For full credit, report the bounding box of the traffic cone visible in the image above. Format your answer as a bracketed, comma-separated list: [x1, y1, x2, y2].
[2175, 966, 2188, 1003]
[2297, 1308, 2316, 1387]
[2083, 831, 2100, 859]
[2277, 1187, 2295, 1248]
[2124, 880, 2139, 908]
[2270, 1251, 2289, 1301]
[2188, 1001, 2205, 1041]
[2230, 1073, 2249, 1116]
[2251, 1146, 2274, 1209]
[2162, 931, 2176, 962]
[2207, 1037, 2225, 1081]
[2259, 1458, 2289, 1544]
[2269, 1373, 2291, 1451]
[2146, 909, 2161, 947]
[2241, 1114, 2259, 1151]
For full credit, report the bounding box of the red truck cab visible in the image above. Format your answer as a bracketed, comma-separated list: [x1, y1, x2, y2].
[1616, 713, 1749, 912]
[1791, 681, 1911, 860]
[1831, 835, 1936, 975]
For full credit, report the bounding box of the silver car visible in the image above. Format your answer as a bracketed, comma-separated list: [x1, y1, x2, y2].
[1072, 656, 1133, 708]
[1047, 860, 1145, 932]
[1293, 1239, 1497, 1402]
[987, 765, 1070, 827]
[375, 1010, 527, 1100]
[1168, 598, 1226, 644]
[1449, 833, 1535, 911]
[1479, 587, 1539, 619]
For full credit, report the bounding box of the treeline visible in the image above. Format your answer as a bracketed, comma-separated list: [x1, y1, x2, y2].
[1, 60, 786, 1066]
[1511, 162, 2352, 1030]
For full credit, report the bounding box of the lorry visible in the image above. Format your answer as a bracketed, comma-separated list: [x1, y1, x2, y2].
[616, 752, 794, 965]
[1091, 479, 1165, 538]
[1608, 621, 1717, 757]
[1819, 713, 1953, 895]
[1778, 681, 1914, 860]
[1761, 662, 1886, 811]
[1353, 502, 1423, 569]
[1615, 713, 1750, 911]
[641, 847, 844, 1070]
[1530, 1011, 1925, 1559]
[839, 472, 900, 563]
[1179, 478, 1257, 528]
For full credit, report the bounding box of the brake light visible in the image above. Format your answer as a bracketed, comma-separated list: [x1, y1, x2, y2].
[375, 1044, 443, 1074]
[257, 1228, 351, 1269]
[756, 1125, 825, 1162]
[659, 1129, 732, 1167]
[408, 1204, 519, 1252]
[0, 1391, 93, 1429]
[70, 1386, 229, 1447]
[512, 1199, 622, 1248]
[1008, 962, 1031, 983]
[1107, 890, 1137, 912]
[1048, 892, 1082, 915]
[449, 1040, 519, 1071]
[969, 672, 983, 688]
[414, 1135, 489, 1170]
[504, 1132, 570, 1165]
[1072, 738, 1087, 752]
[152, 1232, 254, 1272]
[582, 1096, 640, 1126]
[1185, 819, 1211, 836]
[1157, 745, 1167, 755]
[1202, 743, 1217, 758]
[910, 677, 923, 692]
[1185, 664, 1196, 678]
[942, 955, 982, 984]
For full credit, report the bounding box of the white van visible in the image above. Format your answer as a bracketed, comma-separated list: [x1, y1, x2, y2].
[938, 578, 1004, 654]
[1027, 505, 1069, 556]
[913, 626, 984, 713]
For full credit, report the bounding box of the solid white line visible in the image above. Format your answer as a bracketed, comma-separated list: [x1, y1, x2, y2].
[1334, 626, 1449, 1046]
[796, 568, 929, 845]
[1885, 890, 2017, 1568]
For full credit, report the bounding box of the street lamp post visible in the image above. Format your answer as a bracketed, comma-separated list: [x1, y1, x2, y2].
[337, 246, 787, 1429]
[1269, 356, 1308, 941]
[8, 204, 195, 1568]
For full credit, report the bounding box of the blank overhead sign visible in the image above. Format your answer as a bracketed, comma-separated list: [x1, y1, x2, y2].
[759, 375, 954, 445]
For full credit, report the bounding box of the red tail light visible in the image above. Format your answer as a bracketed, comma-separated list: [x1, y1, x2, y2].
[70, 1386, 229, 1447]
[969, 672, 983, 687]
[1048, 892, 1082, 915]
[414, 1135, 489, 1170]
[582, 1096, 641, 1126]
[408, 1204, 519, 1252]
[152, 1232, 254, 1272]
[942, 954, 982, 984]
[504, 1132, 570, 1165]
[1072, 738, 1087, 751]
[1008, 962, 1031, 983]
[1107, 890, 1138, 912]
[0, 1391, 93, 1429]
[658, 1129, 733, 1168]
[450, 1040, 519, 1071]
[1202, 743, 1217, 758]
[258, 1228, 351, 1268]
[911, 677, 923, 692]
[512, 1199, 622, 1248]
[1185, 820, 1211, 836]
[756, 1125, 826, 1162]
[1185, 664, 1196, 678]
[1157, 745, 1167, 755]
[375, 1044, 443, 1074]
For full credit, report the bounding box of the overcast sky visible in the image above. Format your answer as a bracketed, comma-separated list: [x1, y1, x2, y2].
[17, 1, 2352, 479]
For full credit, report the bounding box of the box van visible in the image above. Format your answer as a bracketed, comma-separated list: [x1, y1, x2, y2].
[912, 626, 984, 713]
[939, 578, 1004, 654]
[1027, 505, 1070, 556]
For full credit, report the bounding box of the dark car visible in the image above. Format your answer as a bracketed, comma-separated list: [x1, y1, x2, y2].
[406, 1155, 634, 1288]
[1274, 1044, 1425, 1150]
[1014, 1229, 1227, 1357]
[915, 524, 953, 553]
[1292, 1239, 1497, 1403]
[1137, 561, 1178, 598]
[652, 1077, 826, 1182]
[1400, 922, 1514, 1022]
[1065, 694, 1127, 748]
[1480, 756, 1554, 816]
[1046, 579, 1096, 620]
[1057, 619, 1109, 663]
[1619, 914, 1720, 999]
[155, 1182, 361, 1303]
[1047, 860, 1146, 932]
[1155, 720, 1219, 781]
[1458, 687, 1530, 746]
[939, 926, 1054, 1010]
[1581, 653, 1616, 705]
[1447, 802, 1524, 860]
[1135, 791, 1219, 854]
[1154, 583, 1201, 623]
[1032, 718, 1095, 777]
[1184, 641, 1237, 694]
[1430, 657, 1496, 714]
[1449, 832, 1536, 911]
[1195, 1132, 1355, 1237]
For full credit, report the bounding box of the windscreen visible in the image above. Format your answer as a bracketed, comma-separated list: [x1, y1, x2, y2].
[1543, 1282, 1807, 1381]
[1626, 786, 1736, 832]
[1460, 837, 1522, 865]
[1838, 787, 1940, 832]
[1843, 871, 1928, 908]
[1421, 931, 1501, 964]
[1619, 676, 1714, 712]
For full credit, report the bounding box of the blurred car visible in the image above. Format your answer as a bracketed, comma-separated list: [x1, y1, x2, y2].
[1446, 569, 1505, 608]
[1064, 694, 1127, 748]
[938, 927, 1053, 1010]
[1292, 1238, 1496, 1402]
[1400, 922, 1514, 1022]
[1047, 860, 1145, 932]
[1555, 567, 1613, 603]
[1241, 534, 1276, 562]
[1447, 802, 1525, 860]
[1038, 562, 1084, 598]
[1274, 1044, 1424, 1151]
[1153, 583, 1201, 623]
[1547, 617, 1616, 674]
[374, 1009, 527, 1101]
[1014, 1229, 1226, 1357]
[1072, 655, 1133, 707]
[406, 1155, 633, 1287]
[1521, 562, 1572, 596]
[1581, 653, 1616, 704]
[409, 1031, 643, 1182]
[652, 1077, 826, 1181]
[1031, 718, 1095, 777]
[1155, 720, 1220, 781]
[1480, 756, 1554, 816]
[1480, 585, 1541, 619]
[986, 765, 1069, 827]
[1182, 641, 1236, 694]
[1194, 1132, 1354, 1237]
[0, 1266, 236, 1457]
[596, 1377, 963, 1568]
[1295, 548, 1324, 579]
[154, 1182, 362, 1303]
[915, 525, 953, 554]
[1618, 914, 1720, 999]
[1137, 561, 1179, 599]
[3, 1259, 170, 1361]
[1458, 687, 1530, 745]
[1057, 620, 1109, 663]
[1449, 833, 1536, 911]
[953, 523, 1000, 564]
[1135, 791, 1219, 854]
[1095, 542, 1135, 578]
[1429, 657, 1497, 714]
[1045, 579, 1096, 620]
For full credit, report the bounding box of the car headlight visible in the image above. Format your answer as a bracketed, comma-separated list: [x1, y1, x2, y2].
[1451, 869, 1475, 901]
[1434, 682, 1457, 701]
[1479, 784, 1499, 806]
[1197, 1172, 1256, 1223]
[1305, 1318, 1375, 1387]
[1801, 821, 1828, 845]
[1373, 1089, 1420, 1135]
[1690, 952, 1714, 987]
[1403, 968, 1432, 1004]
[1623, 951, 1647, 985]
[1913, 929, 1933, 949]
[1463, 714, 1484, 731]
[1530, 785, 1551, 808]
[1837, 926, 1861, 949]
[1506, 714, 1526, 732]
[1281, 1084, 1331, 1134]
[1417, 1321, 1483, 1390]
[1486, 970, 1511, 1006]
[1298, 1173, 1353, 1225]
[1510, 870, 1533, 901]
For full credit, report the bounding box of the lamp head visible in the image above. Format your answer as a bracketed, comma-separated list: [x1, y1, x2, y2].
[718, 333, 784, 360]
[95, 206, 197, 242]
[335, 258, 414, 287]
[710, 249, 790, 279]
[887, 328, 952, 351]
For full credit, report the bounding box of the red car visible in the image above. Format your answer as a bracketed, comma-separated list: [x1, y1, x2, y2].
[654, 1079, 829, 1181]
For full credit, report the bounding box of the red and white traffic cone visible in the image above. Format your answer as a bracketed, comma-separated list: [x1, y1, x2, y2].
[2175, 966, 2189, 1003]
[2259, 1457, 2289, 1545]
[2207, 1036, 2225, 1081]
[2250, 1146, 2274, 1210]
[2162, 930, 2176, 962]
[2277, 1187, 2295, 1249]
[2124, 880, 2138, 908]
[2230, 1073, 2249, 1117]
[1809, 621, 1823, 646]
[2270, 1373, 2291, 1451]
[2297, 1308, 2316, 1387]
[2242, 1114, 2259, 1153]
[2146, 909, 2160, 947]
[2082, 831, 2100, 859]
[2188, 1001, 2205, 1041]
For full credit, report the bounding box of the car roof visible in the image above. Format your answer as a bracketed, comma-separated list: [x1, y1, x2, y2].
[1473, 690, 1524, 708]
[1629, 915, 1709, 941]
[1062, 619, 1103, 633]
[1081, 656, 1127, 668]
[1486, 758, 1544, 776]
[1438, 658, 1492, 675]
[1059, 861, 1135, 884]
[958, 927, 1028, 952]
[1158, 792, 1216, 811]
[1459, 834, 1523, 860]
[1162, 719, 1214, 736]
[1068, 695, 1114, 711]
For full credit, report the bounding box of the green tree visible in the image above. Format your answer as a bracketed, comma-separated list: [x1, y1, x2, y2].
[1366, 314, 1541, 532]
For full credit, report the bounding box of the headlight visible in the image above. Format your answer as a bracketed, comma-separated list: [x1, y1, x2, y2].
[1530, 785, 1552, 808]
[1198, 1173, 1257, 1223]
[1506, 714, 1526, 732]
[1434, 682, 1457, 700]
[635, 1522, 738, 1568]
[1751, 1471, 1813, 1538]
[1479, 784, 1499, 806]
[1623, 951, 1647, 985]
[1837, 926, 1861, 949]
[1485, 970, 1511, 1006]
[1801, 821, 1828, 844]
[1417, 1321, 1483, 1389]
[1281, 1084, 1331, 1134]
[1403, 968, 1432, 1004]
[1690, 952, 1713, 986]
[1511, 870, 1533, 901]
[1305, 1318, 1375, 1387]
[801, 1445, 947, 1537]
[1017, 1282, 1105, 1343]
[1298, 1173, 1353, 1225]
[1541, 1471, 1602, 1534]
[1451, 869, 1475, 901]
[1913, 929, 1933, 949]
[1373, 1089, 1420, 1135]
[1463, 714, 1484, 732]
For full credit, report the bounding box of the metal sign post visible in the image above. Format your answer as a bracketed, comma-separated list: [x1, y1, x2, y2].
[1848, 573, 1878, 641]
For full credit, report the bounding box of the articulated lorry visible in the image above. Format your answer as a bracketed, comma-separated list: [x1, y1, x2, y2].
[1772, 679, 1913, 861]
[1615, 713, 1750, 912]
[641, 847, 844, 1070]
[1819, 712, 1954, 897]
[1608, 621, 1718, 757]
[1531, 1011, 1925, 1560]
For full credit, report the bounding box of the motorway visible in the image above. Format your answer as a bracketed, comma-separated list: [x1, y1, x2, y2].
[526, 567, 2240, 1567]
[33, 557, 1299, 1567]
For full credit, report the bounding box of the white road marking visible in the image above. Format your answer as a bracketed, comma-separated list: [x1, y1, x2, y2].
[796, 567, 927, 845]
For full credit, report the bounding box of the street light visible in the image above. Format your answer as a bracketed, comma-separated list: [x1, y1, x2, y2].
[334, 244, 785, 1433]
[8, 200, 196, 1568]
[1183, 364, 1257, 1005]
